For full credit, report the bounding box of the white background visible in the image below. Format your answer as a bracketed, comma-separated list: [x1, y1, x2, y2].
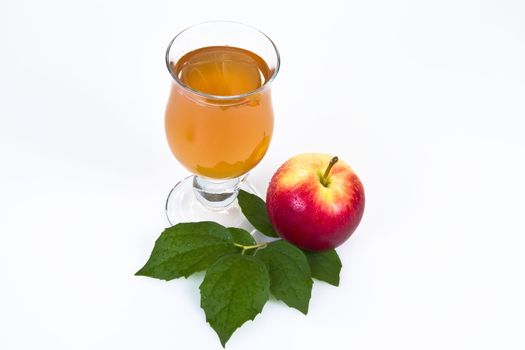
[1, 0, 525, 349]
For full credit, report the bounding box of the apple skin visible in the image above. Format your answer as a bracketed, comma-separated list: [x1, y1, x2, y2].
[266, 153, 365, 251]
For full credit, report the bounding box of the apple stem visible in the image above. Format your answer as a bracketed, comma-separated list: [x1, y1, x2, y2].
[321, 156, 339, 186]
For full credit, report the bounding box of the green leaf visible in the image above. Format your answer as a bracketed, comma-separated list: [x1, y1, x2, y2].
[200, 254, 270, 347]
[227, 227, 256, 246]
[135, 222, 237, 280]
[256, 240, 313, 314]
[304, 249, 342, 286]
[237, 190, 278, 238]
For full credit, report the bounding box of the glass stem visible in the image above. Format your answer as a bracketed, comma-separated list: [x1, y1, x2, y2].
[192, 176, 241, 210]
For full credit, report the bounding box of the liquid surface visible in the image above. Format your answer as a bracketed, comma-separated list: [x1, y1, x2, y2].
[165, 46, 274, 179]
[174, 46, 270, 96]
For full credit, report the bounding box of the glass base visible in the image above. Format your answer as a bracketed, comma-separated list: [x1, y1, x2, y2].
[165, 175, 259, 232]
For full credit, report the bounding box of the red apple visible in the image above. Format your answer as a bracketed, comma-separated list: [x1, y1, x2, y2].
[266, 153, 365, 251]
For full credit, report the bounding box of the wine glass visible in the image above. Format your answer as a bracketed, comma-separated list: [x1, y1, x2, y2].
[164, 21, 280, 228]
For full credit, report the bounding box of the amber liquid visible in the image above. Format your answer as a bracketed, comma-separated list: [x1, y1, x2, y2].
[165, 46, 274, 179]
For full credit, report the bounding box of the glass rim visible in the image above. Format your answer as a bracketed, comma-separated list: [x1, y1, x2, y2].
[165, 20, 280, 100]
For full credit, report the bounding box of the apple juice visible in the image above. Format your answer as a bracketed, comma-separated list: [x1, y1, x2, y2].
[165, 46, 274, 179]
